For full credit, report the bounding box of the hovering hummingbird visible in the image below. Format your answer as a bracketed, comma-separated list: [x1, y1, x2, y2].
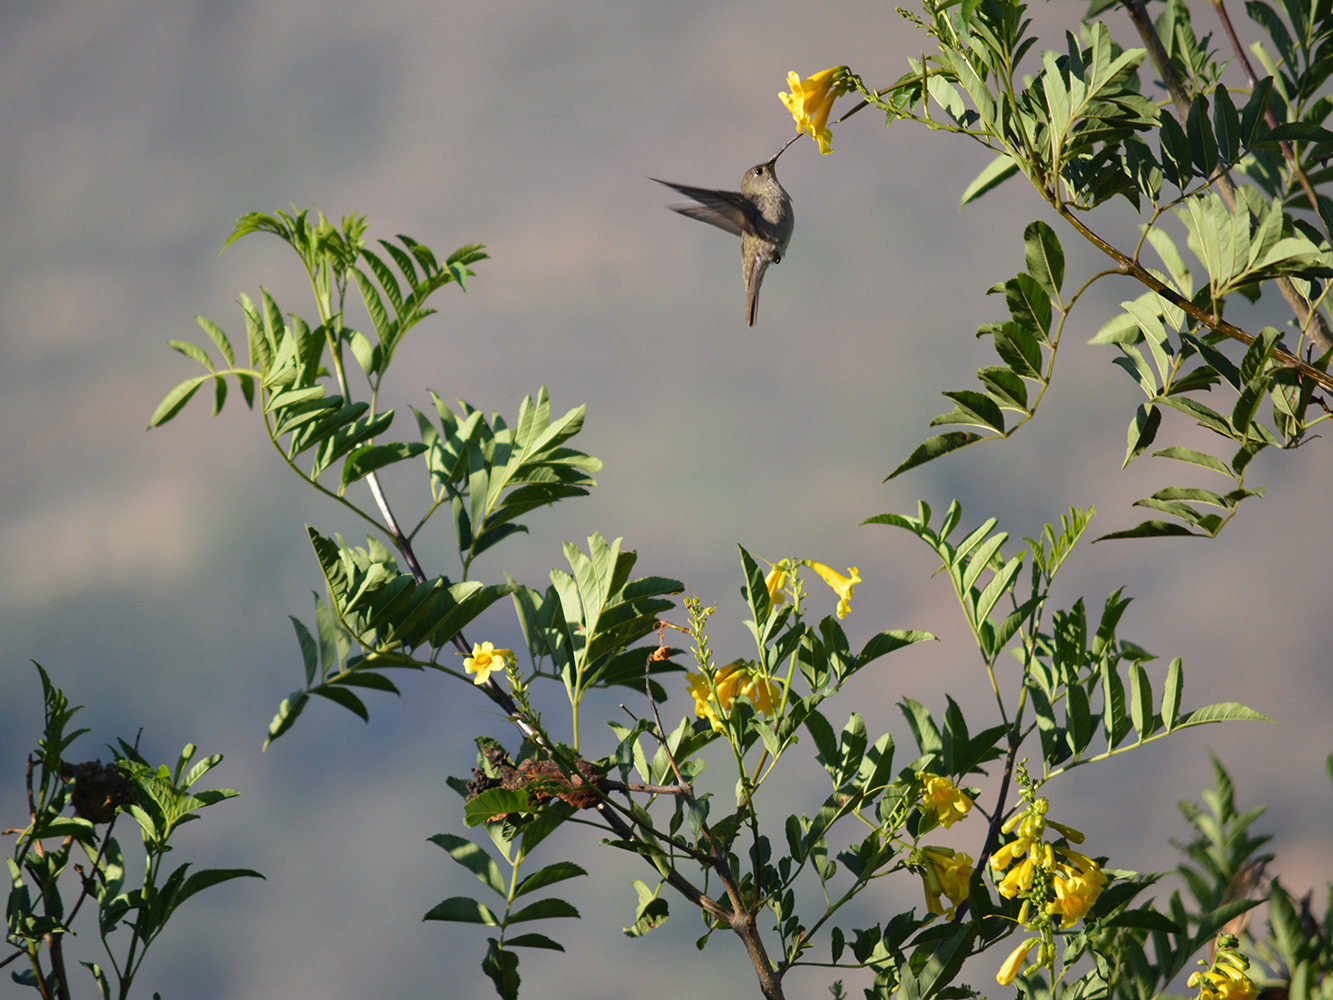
[653, 158, 794, 327]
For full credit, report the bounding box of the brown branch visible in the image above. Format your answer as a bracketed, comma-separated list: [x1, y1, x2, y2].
[1061, 205, 1333, 389]
[44, 932, 69, 1000]
[603, 779, 693, 796]
[955, 733, 1021, 923]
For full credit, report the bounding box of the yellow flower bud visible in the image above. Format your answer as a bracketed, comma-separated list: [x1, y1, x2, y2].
[996, 940, 1036, 985]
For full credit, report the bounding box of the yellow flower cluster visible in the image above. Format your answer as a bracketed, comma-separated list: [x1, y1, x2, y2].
[991, 794, 1108, 983]
[992, 803, 1107, 929]
[779, 66, 850, 154]
[686, 661, 780, 732]
[1188, 937, 1260, 1000]
[463, 641, 516, 685]
[919, 773, 974, 828]
[915, 846, 974, 920]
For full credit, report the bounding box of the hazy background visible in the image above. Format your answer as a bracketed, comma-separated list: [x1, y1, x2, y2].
[1, 2, 1329, 998]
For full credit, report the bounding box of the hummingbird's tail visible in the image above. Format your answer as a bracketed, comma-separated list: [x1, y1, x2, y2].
[745, 257, 770, 327]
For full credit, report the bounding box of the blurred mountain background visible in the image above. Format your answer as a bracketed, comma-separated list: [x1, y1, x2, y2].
[1, 2, 1329, 997]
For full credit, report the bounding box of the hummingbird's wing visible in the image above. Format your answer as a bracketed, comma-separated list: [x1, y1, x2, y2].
[651, 179, 755, 238]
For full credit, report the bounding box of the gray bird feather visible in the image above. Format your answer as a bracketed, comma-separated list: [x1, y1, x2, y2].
[653, 160, 794, 326]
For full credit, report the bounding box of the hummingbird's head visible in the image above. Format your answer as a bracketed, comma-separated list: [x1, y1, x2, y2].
[741, 159, 782, 196]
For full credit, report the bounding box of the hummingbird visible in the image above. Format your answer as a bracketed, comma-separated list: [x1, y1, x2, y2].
[653, 158, 794, 327]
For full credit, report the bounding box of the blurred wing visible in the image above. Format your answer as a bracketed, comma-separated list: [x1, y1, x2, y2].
[652, 179, 751, 237]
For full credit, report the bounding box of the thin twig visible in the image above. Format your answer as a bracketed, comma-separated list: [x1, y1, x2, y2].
[603, 779, 693, 796]
[645, 631, 692, 795]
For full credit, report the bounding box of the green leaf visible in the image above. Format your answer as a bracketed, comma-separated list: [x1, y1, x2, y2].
[309, 684, 368, 722]
[428, 833, 506, 895]
[1259, 121, 1333, 145]
[805, 709, 838, 771]
[513, 862, 586, 898]
[974, 554, 1023, 631]
[992, 320, 1043, 377]
[752, 716, 781, 758]
[898, 699, 943, 756]
[1162, 657, 1183, 731]
[168, 338, 215, 370]
[1028, 678, 1065, 765]
[290, 616, 318, 686]
[464, 788, 533, 827]
[835, 713, 868, 789]
[976, 365, 1029, 411]
[507, 897, 580, 923]
[149, 376, 210, 427]
[960, 154, 1020, 206]
[933, 390, 1006, 433]
[1159, 109, 1193, 189]
[1239, 77, 1272, 146]
[1067, 681, 1093, 756]
[1023, 220, 1065, 296]
[1173, 702, 1272, 727]
[1095, 520, 1200, 541]
[1128, 661, 1157, 738]
[1101, 660, 1129, 749]
[264, 692, 309, 748]
[911, 920, 976, 999]
[505, 933, 566, 951]
[1124, 403, 1161, 467]
[1213, 85, 1241, 164]
[886, 431, 986, 479]
[858, 630, 935, 666]
[624, 879, 670, 937]
[1232, 383, 1264, 435]
[1186, 94, 1219, 178]
[1268, 884, 1304, 960]
[1004, 273, 1052, 338]
[1105, 908, 1180, 932]
[168, 867, 265, 918]
[340, 441, 428, 491]
[1152, 446, 1229, 474]
[482, 939, 520, 1000]
[80, 961, 111, 1000]
[423, 896, 501, 925]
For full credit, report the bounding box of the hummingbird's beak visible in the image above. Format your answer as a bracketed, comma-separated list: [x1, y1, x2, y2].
[770, 133, 801, 164]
